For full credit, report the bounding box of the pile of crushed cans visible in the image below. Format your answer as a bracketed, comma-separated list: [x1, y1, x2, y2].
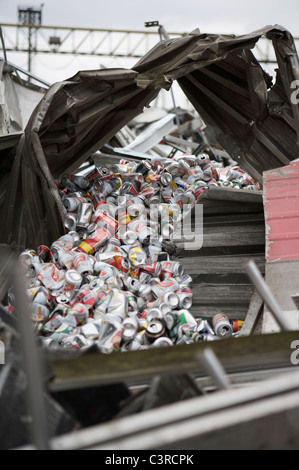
[7, 153, 256, 353]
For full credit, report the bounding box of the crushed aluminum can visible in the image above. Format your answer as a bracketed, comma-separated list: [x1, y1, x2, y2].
[126, 199, 146, 217]
[152, 337, 173, 347]
[31, 286, 50, 305]
[76, 202, 93, 229]
[94, 210, 119, 236]
[55, 293, 70, 305]
[147, 244, 162, 262]
[160, 172, 172, 186]
[196, 319, 215, 336]
[148, 291, 179, 310]
[51, 234, 75, 251]
[123, 291, 138, 311]
[177, 292, 193, 309]
[182, 328, 202, 343]
[73, 252, 94, 275]
[129, 219, 153, 244]
[146, 307, 163, 322]
[99, 253, 130, 274]
[51, 245, 74, 270]
[44, 315, 64, 334]
[50, 324, 78, 344]
[151, 277, 179, 299]
[140, 262, 161, 277]
[226, 168, 244, 181]
[201, 333, 221, 341]
[77, 227, 111, 255]
[37, 245, 51, 262]
[121, 230, 138, 245]
[178, 309, 197, 329]
[104, 275, 123, 291]
[19, 249, 38, 268]
[122, 316, 138, 343]
[72, 288, 96, 308]
[176, 274, 193, 288]
[64, 213, 78, 231]
[67, 302, 89, 326]
[93, 260, 116, 278]
[81, 320, 102, 340]
[160, 260, 184, 279]
[164, 311, 181, 341]
[139, 271, 154, 285]
[34, 262, 65, 291]
[212, 313, 233, 338]
[106, 289, 127, 319]
[63, 195, 87, 212]
[232, 320, 244, 332]
[128, 245, 147, 268]
[137, 284, 153, 302]
[29, 302, 51, 320]
[145, 319, 167, 344]
[98, 315, 123, 354]
[124, 276, 140, 294]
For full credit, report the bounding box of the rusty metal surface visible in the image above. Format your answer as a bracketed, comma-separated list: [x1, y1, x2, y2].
[0, 25, 298, 251]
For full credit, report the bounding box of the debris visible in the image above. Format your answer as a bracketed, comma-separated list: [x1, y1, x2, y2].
[1, 23, 299, 450]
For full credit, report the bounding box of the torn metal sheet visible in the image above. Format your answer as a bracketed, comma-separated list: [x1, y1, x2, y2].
[176, 27, 299, 187]
[0, 25, 299, 251]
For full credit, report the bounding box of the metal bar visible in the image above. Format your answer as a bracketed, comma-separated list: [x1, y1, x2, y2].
[58, 28, 75, 47]
[198, 348, 230, 390]
[48, 330, 299, 392]
[71, 30, 92, 54]
[127, 33, 147, 56]
[122, 113, 177, 154]
[110, 32, 129, 55]
[3, 48, 143, 59]
[21, 368, 299, 450]
[163, 134, 199, 151]
[0, 26, 7, 61]
[244, 259, 292, 332]
[6, 59, 50, 87]
[90, 31, 110, 55]
[0, 23, 185, 37]
[11, 261, 50, 450]
[238, 289, 264, 336]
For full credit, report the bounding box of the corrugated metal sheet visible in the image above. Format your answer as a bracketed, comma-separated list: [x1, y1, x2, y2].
[264, 159, 299, 262]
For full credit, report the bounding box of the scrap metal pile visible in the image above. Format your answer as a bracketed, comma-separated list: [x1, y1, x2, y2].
[6, 152, 258, 354]
[0, 22, 299, 451]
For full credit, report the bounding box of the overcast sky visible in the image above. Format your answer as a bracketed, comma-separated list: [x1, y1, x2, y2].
[1, 0, 299, 97]
[2, 0, 299, 36]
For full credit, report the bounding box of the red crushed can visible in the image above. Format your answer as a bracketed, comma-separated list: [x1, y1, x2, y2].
[77, 227, 111, 255]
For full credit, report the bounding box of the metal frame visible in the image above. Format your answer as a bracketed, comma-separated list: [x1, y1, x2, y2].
[1, 23, 297, 64]
[0, 23, 184, 60]
[19, 367, 299, 450]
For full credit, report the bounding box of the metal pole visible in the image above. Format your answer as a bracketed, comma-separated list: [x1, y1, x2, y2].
[244, 259, 292, 332]
[28, 25, 32, 83]
[198, 348, 230, 390]
[158, 25, 182, 137]
[0, 26, 7, 61]
[12, 261, 50, 450]
[6, 59, 50, 87]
